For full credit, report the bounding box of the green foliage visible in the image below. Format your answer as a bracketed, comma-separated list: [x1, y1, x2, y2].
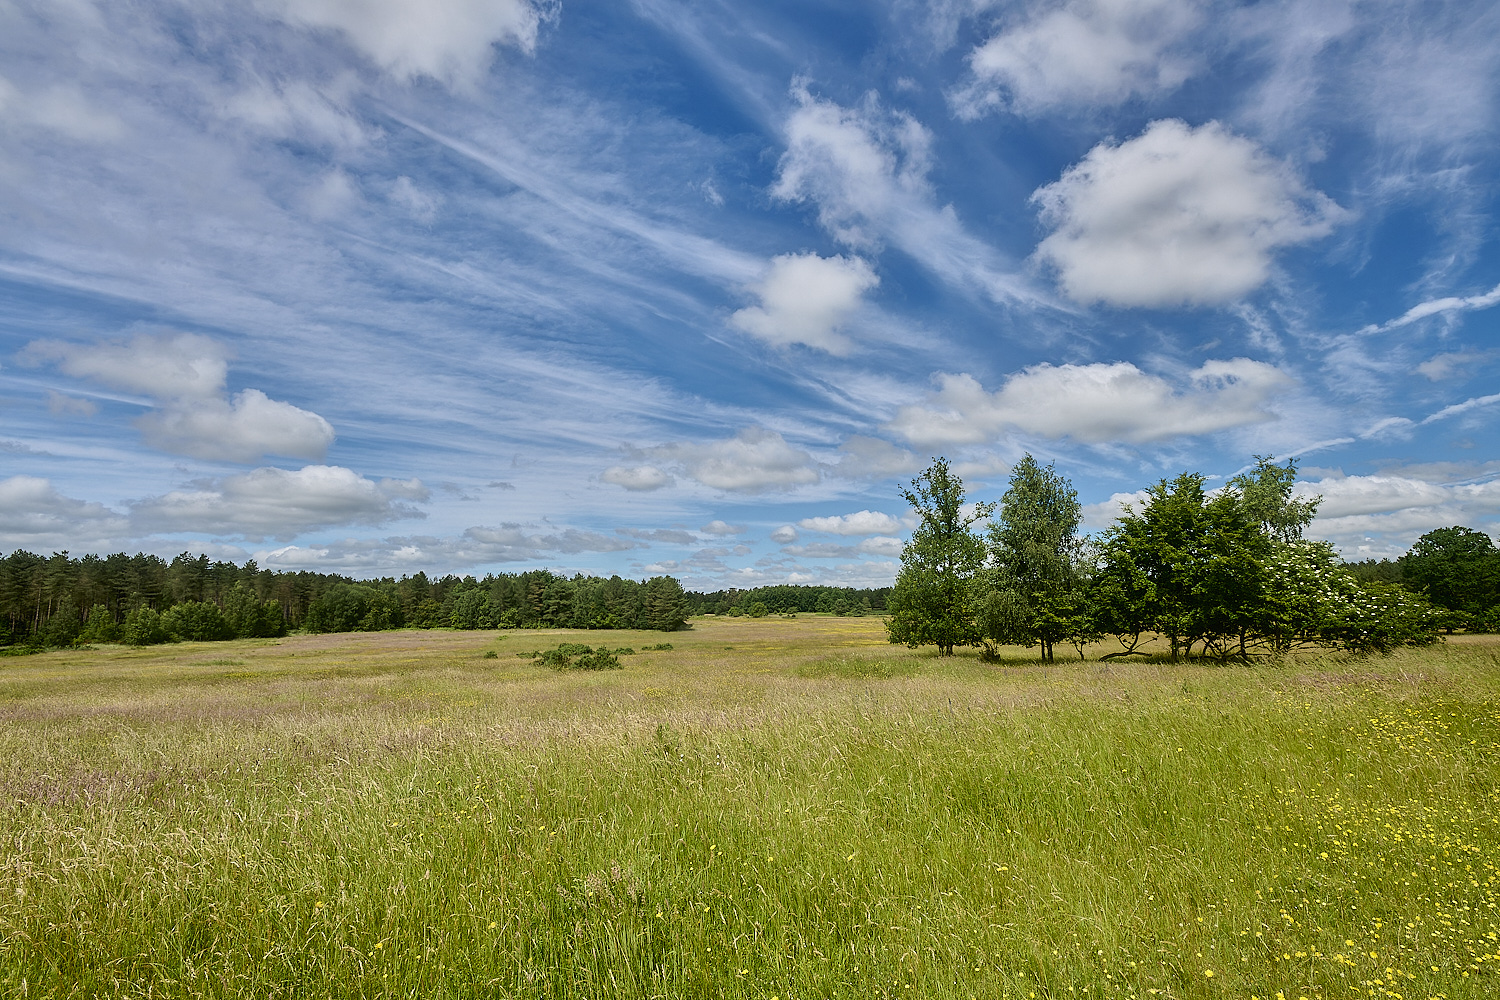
[1325, 580, 1443, 654]
[746, 602, 769, 618]
[1399, 525, 1500, 615]
[887, 458, 994, 656]
[1098, 472, 1269, 661]
[1228, 455, 1321, 543]
[640, 576, 690, 631]
[536, 643, 625, 671]
[160, 601, 233, 642]
[982, 454, 1088, 661]
[304, 584, 402, 634]
[77, 604, 120, 644]
[121, 606, 170, 646]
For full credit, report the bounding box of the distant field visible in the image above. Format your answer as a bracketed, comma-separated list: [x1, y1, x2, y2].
[2, 617, 1498, 999]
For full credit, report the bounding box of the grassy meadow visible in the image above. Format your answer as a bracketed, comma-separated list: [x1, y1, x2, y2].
[2, 617, 1498, 999]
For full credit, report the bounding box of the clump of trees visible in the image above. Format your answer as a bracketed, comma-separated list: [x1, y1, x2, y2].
[888, 455, 1451, 661]
[0, 551, 690, 651]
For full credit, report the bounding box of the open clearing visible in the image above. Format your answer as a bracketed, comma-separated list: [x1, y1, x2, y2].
[2, 617, 1499, 998]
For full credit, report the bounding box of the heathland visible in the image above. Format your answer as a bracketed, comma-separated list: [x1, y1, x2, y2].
[2, 616, 1498, 999]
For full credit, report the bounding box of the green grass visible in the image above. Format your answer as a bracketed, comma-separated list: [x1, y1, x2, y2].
[2, 618, 1498, 998]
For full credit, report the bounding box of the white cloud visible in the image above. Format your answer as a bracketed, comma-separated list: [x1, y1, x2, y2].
[1416, 350, 1497, 381]
[129, 465, 426, 541]
[770, 525, 799, 544]
[261, 0, 550, 88]
[601, 465, 674, 491]
[771, 82, 1031, 303]
[798, 510, 905, 536]
[222, 78, 367, 149]
[389, 175, 442, 223]
[257, 523, 639, 574]
[22, 333, 335, 462]
[643, 427, 820, 493]
[25, 332, 229, 400]
[772, 84, 933, 251]
[1362, 282, 1500, 336]
[46, 392, 97, 417]
[617, 527, 697, 545]
[831, 435, 922, 479]
[1420, 392, 1500, 427]
[1032, 119, 1345, 307]
[730, 252, 877, 355]
[1299, 474, 1500, 558]
[136, 389, 335, 463]
[0, 475, 129, 550]
[954, 0, 1204, 118]
[1081, 489, 1151, 530]
[887, 358, 1292, 447]
[305, 168, 361, 220]
[700, 520, 746, 535]
[0, 75, 125, 142]
[856, 535, 905, 557]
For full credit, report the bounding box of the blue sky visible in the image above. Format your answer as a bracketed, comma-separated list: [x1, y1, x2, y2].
[2, 0, 1498, 589]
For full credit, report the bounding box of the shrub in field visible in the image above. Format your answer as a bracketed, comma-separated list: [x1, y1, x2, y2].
[530, 643, 626, 670]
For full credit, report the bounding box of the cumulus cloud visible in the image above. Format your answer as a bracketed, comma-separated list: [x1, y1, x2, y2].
[136, 389, 336, 463]
[601, 465, 674, 491]
[954, 0, 1204, 117]
[22, 333, 334, 462]
[640, 428, 820, 493]
[261, 0, 551, 88]
[770, 525, 800, 544]
[830, 435, 922, 479]
[887, 358, 1292, 447]
[0, 475, 129, 549]
[1299, 473, 1500, 558]
[730, 252, 877, 354]
[1032, 119, 1345, 307]
[129, 465, 426, 541]
[798, 510, 905, 536]
[25, 331, 229, 400]
[700, 520, 746, 536]
[772, 83, 933, 251]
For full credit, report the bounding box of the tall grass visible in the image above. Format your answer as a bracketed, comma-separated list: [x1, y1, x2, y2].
[2, 619, 1497, 998]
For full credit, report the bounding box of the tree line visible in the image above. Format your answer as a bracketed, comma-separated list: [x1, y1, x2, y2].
[686, 584, 891, 618]
[0, 551, 689, 650]
[887, 455, 1486, 661]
